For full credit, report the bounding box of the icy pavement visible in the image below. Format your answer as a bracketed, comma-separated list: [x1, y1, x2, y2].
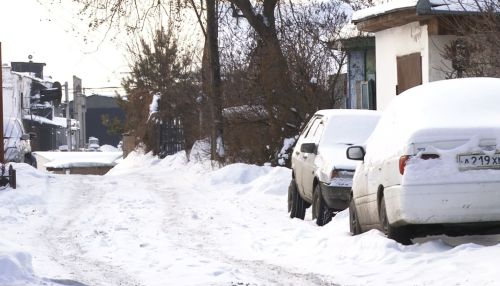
[1, 151, 500, 285]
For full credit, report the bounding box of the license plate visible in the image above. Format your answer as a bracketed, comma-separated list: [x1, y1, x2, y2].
[457, 154, 500, 170]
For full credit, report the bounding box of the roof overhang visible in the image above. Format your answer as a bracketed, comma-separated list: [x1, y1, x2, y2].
[353, 0, 494, 33]
[339, 36, 376, 51]
[354, 9, 427, 32]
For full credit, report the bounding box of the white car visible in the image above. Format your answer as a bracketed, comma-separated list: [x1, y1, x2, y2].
[3, 117, 32, 163]
[288, 109, 380, 226]
[347, 77, 500, 244]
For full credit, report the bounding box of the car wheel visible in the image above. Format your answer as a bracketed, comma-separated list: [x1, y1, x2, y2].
[288, 179, 306, 220]
[313, 184, 333, 226]
[379, 196, 412, 245]
[349, 197, 362, 235]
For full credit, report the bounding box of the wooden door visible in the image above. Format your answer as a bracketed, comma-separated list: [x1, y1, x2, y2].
[396, 53, 422, 95]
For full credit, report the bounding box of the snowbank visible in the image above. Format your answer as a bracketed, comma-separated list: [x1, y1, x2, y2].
[0, 241, 37, 285]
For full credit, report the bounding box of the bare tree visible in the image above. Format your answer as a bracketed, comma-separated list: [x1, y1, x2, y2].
[70, 0, 225, 160]
[440, 0, 500, 78]
[217, 0, 350, 165]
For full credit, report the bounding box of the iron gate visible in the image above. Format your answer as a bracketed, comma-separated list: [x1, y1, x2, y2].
[158, 118, 185, 158]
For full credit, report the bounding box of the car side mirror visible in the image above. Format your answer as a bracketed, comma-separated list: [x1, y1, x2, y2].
[347, 146, 365, 161]
[300, 143, 317, 154]
[21, 134, 30, 140]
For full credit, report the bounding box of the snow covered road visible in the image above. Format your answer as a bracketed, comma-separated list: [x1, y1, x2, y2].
[2, 151, 500, 285]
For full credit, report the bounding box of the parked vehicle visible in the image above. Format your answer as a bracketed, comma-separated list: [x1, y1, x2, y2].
[3, 117, 33, 164]
[347, 78, 500, 244]
[288, 109, 380, 226]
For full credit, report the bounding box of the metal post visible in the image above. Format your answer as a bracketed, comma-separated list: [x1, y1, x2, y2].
[0, 42, 4, 163]
[65, 82, 72, 151]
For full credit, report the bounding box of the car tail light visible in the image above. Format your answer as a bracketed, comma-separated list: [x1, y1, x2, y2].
[399, 154, 440, 175]
[399, 155, 411, 175]
[331, 169, 339, 179]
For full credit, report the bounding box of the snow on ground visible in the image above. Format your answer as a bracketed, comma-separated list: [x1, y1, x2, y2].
[1, 151, 500, 285]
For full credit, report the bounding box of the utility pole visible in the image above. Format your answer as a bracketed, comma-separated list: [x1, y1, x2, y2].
[0, 42, 4, 163]
[73, 76, 83, 149]
[64, 82, 72, 151]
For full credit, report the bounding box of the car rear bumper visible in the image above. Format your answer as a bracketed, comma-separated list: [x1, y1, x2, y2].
[384, 182, 500, 226]
[320, 183, 351, 210]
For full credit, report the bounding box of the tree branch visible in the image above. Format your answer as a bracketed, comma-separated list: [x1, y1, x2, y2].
[227, 0, 267, 35]
[189, 0, 207, 37]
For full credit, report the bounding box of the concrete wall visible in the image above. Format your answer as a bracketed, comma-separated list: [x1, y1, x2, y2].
[375, 21, 429, 111]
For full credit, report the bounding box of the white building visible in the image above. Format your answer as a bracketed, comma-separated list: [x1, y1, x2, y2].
[352, 0, 481, 111]
[2, 65, 33, 120]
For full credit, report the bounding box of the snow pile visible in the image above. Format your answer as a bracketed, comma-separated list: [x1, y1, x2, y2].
[277, 137, 296, 166]
[99, 144, 119, 152]
[148, 92, 161, 121]
[35, 151, 123, 169]
[188, 139, 211, 163]
[0, 241, 36, 285]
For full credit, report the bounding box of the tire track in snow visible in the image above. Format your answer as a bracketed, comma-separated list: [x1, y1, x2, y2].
[40, 174, 143, 286]
[153, 169, 339, 286]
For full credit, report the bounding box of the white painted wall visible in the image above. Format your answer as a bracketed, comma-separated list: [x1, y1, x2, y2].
[428, 34, 456, 81]
[2, 66, 31, 120]
[375, 21, 429, 111]
[374, 22, 459, 111]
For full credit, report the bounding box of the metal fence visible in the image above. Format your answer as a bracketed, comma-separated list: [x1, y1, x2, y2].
[158, 118, 185, 158]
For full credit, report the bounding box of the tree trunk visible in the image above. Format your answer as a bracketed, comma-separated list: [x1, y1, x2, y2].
[230, 0, 305, 163]
[206, 0, 224, 161]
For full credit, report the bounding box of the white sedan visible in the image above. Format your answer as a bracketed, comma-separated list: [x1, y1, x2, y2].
[347, 77, 500, 244]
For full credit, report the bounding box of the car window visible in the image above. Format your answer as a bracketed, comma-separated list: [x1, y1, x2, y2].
[303, 118, 321, 140]
[322, 115, 379, 145]
[310, 121, 325, 143]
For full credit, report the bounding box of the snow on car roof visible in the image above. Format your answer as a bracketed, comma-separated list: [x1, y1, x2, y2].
[385, 77, 500, 130]
[366, 77, 500, 162]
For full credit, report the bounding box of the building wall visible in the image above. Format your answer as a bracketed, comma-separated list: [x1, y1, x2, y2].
[375, 21, 429, 111]
[2, 67, 31, 120]
[85, 95, 125, 147]
[428, 34, 456, 81]
[375, 22, 458, 111]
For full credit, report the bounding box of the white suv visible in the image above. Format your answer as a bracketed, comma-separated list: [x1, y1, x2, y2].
[288, 109, 380, 226]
